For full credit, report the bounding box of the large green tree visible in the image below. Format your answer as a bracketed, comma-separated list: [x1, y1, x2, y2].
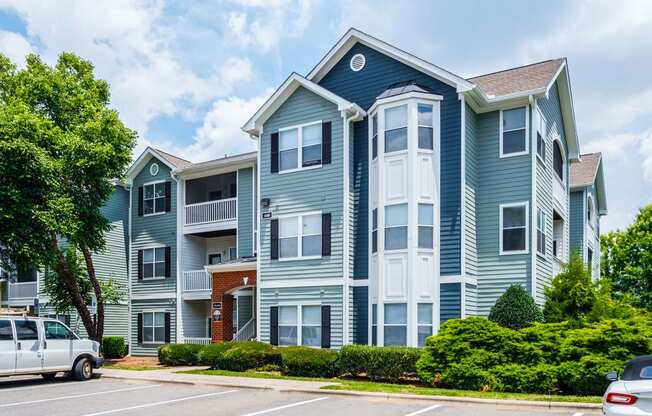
[0, 53, 135, 341]
[601, 205, 652, 310]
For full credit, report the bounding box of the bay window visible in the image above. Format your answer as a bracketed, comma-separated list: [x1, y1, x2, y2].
[385, 203, 408, 250]
[371, 114, 378, 159]
[417, 303, 433, 347]
[418, 203, 434, 249]
[418, 104, 434, 150]
[500, 202, 528, 254]
[371, 304, 377, 346]
[384, 105, 408, 153]
[384, 303, 407, 346]
[371, 208, 378, 253]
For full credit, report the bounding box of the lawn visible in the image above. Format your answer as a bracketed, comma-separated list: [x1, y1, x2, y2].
[178, 369, 602, 404]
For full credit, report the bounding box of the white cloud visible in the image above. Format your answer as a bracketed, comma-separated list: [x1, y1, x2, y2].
[0, 30, 33, 67]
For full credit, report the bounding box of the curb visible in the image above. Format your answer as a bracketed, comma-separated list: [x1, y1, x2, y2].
[99, 371, 602, 413]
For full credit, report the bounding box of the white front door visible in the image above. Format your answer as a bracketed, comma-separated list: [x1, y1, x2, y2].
[0, 319, 16, 375]
[42, 320, 74, 371]
[14, 319, 42, 373]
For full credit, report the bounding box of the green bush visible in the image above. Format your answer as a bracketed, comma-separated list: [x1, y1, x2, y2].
[544, 254, 596, 323]
[280, 346, 339, 378]
[339, 344, 421, 382]
[213, 341, 282, 371]
[197, 342, 234, 368]
[488, 284, 543, 329]
[557, 355, 624, 395]
[157, 344, 203, 366]
[102, 336, 127, 359]
[492, 363, 557, 394]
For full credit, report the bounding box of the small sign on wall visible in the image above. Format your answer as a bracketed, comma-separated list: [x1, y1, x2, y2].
[212, 302, 222, 322]
[262, 212, 272, 219]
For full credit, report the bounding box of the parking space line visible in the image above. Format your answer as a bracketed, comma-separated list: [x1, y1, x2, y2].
[0, 384, 160, 407]
[240, 397, 329, 416]
[571, 413, 584, 416]
[0, 379, 98, 392]
[404, 404, 442, 416]
[80, 390, 238, 416]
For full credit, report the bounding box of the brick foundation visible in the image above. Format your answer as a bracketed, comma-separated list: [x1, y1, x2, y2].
[211, 270, 256, 343]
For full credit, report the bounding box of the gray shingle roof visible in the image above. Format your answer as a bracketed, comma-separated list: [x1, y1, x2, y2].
[468, 58, 566, 98]
[153, 148, 194, 170]
[377, 81, 433, 100]
[570, 153, 602, 188]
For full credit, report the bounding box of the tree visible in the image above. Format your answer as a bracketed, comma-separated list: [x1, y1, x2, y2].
[543, 254, 596, 323]
[488, 284, 543, 329]
[0, 53, 135, 341]
[601, 205, 652, 310]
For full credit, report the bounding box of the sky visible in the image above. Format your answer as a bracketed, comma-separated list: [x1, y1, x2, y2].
[0, 0, 650, 232]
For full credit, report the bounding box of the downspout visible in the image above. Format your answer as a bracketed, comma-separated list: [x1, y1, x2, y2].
[171, 171, 183, 344]
[251, 130, 262, 342]
[529, 95, 537, 300]
[127, 183, 133, 355]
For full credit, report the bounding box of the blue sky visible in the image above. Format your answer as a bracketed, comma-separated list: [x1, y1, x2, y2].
[0, 0, 650, 232]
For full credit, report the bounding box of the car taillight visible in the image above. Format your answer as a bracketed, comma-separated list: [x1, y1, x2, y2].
[606, 392, 638, 405]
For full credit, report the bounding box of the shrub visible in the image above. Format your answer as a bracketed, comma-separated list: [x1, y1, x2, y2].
[281, 346, 339, 378]
[544, 254, 596, 323]
[213, 341, 282, 371]
[102, 336, 127, 359]
[557, 355, 624, 396]
[157, 344, 203, 366]
[339, 344, 421, 382]
[488, 284, 543, 329]
[197, 342, 234, 368]
[492, 363, 557, 394]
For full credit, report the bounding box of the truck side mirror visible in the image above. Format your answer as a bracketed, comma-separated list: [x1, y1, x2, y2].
[606, 371, 618, 381]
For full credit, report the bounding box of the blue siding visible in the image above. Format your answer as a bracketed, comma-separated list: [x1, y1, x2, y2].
[440, 282, 461, 323]
[464, 104, 478, 277]
[569, 190, 585, 257]
[465, 283, 478, 317]
[237, 167, 254, 257]
[318, 42, 462, 277]
[352, 286, 368, 344]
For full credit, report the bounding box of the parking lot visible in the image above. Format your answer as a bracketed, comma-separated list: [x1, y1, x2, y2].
[0, 376, 598, 416]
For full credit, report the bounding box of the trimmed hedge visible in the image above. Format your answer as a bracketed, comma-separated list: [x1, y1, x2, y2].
[281, 346, 339, 378]
[488, 284, 543, 329]
[158, 344, 203, 366]
[339, 344, 421, 382]
[197, 342, 234, 368]
[102, 336, 127, 359]
[216, 341, 282, 371]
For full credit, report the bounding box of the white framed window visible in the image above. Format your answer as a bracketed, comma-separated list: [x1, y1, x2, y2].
[553, 215, 564, 259]
[384, 303, 407, 346]
[418, 104, 434, 150]
[384, 104, 408, 153]
[371, 304, 377, 346]
[587, 195, 594, 226]
[417, 303, 433, 347]
[587, 248, 594, 274]
[371, 114, 378, 159]
[279, 304, 323, 347]
[208, 253, 222, 265]
[499, 202, 529, 255]
[143, 181, 166, 215]
[553, 140, 565, 183]
[418, 203, 434, 249]
[500, 107, 528, 157]
[385, 203, 408, 250]
[143, 247, 166, 279]
[371, 208, 378, 253]
[278, 121, 322, 173]
[301, 305, 321, 347]
[536, 208, 546, 256]
[143, 311, 165, 344]
[278, 305, 298, 346]
[536, 109, 546, 163]
[229, 247, 237, 261]
[279, 212, 322, 260]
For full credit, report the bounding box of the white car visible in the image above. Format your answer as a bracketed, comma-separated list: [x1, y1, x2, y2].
[604, 355, 652, 415]
[0, 316, 103, 381]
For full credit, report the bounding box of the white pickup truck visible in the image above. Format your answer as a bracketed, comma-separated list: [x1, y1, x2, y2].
[0, 316, 103, 381]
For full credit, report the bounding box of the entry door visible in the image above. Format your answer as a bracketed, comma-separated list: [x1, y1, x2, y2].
[0, 319, 16, 375]
[42, 320, 74, 371]
[14, 319, 42, 372]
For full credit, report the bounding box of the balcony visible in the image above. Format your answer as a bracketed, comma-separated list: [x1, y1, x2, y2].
[183, 171, 238, 234]
[185, 197, 237, 226]
[553, 177, 567, 208]
[183, 270, 211, 300]
[9, 281, 37, 300]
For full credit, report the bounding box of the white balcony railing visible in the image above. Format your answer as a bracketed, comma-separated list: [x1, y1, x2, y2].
[553, 177, 566, 206]
[9, 282, 37, 299]
[185, 197, 237, 226]
[184, 337, 212, 345]
[234, 318, 256, 341]
[183, 270, 211, 292]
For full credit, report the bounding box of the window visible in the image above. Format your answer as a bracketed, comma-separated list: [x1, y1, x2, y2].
[301, 214, 322, 256]
[301, 305, 321, 347]
[587, 196, 594, 224]
[640, 367, 652, 379]
[418, 303, 433, 347]
[371, 114, 378, 159]
[279, 306, 298, 346]
[384, 303, 407, 346]
[279, 122, 322, 172]
[418, 203, 434, 249]
[143, 247, 166, 279]
[501, 107, 527, 156]
[45, 314, 70, 327]
[143, 182, 166, 215]
[229, 247, 238, 261]
[279, 128, 298, 171]
[385, 203, 408, 250]
[500, 203, 528, 254]
[44, 321, 73, 340]
[588, 248, 594, 274]
[279, 213, 322, 259]
[385, 105, 408, 153]
[302, 123, 322, 167]
[536, 110, 546, 162]
[143, 312, 165, 343]
[208, 253, 222, 265]
[371, 208, 378, 253]
[553, 216, 564, 259]
[279, 217, 298, 258]
[537, 208, 546, 255]
[15, 320, 39, 340]
[0, 320, 13, 341]
[371, 304, 377, 346]
[553, 140, 564, 181]
[418, 104, 434, 150]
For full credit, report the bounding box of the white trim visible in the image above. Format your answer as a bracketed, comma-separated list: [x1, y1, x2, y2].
[499, 201, 530, 256]
[125, 147, 178, 182]
[349, 53, 366, 72]
[530, 98, 538, 299]
[259, 278, 343, 289]
[439, 275, 478, 286]
[149, 163, 159, 176]
[274, 303, 324, 347]
[277, 120, 323, 174]
[130, 292, 176, 300]
[140, 246, 167, 280]
[499, 106, 529, 158]
[255, 129, 262, 341]
[127, 185, 133, 355]
[205, 261, 257, 274]
[141, 180, 168, 217]
[368, 91, 443, 116]
[173, 173, 182, 343]
[459, 94, 466, 279]
[349, 279, 369, 287]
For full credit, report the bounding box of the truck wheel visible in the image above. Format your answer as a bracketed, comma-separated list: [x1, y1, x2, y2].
[72, 358, 93, 381]
[41, 373, 57, 380]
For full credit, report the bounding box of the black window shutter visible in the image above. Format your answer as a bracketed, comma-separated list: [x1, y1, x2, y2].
[322, 213, 331, 256]
[271, 132, 279, 173]
[321, 305, 331, 348]
[270, 219, 279, 260]
[322, 121, 331, 164]
[164, 181, 171, 212]
[138, 186, 144, 216]
[164, 312, 171, 343]
[137, 313, 143, 344]
[164, 246, 171, 277]
[137, 250, 143, 280]
[270, 307, 279, 346]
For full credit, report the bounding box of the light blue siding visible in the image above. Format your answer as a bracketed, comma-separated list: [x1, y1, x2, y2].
[238, 167, 254, 258]
[465, 104, 478, 277]
[569, 190, 585, 256]
[182, 300, 210, 339]
[440, 283, 461, 323]
[465, 283, 478, 317]
[130, 299, 176, 356]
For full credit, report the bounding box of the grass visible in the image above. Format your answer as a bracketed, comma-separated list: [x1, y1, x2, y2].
[178, 369, 602, 404]
[103, 362, 164, 371]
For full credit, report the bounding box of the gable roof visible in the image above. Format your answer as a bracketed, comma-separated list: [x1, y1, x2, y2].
[306, 28, 475, 93]
[242, 72, 365, 136]
[154, 148, 193, 170]
[570, 152, 608, 215]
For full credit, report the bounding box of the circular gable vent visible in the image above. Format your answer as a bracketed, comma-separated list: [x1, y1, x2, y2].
[350, 53, 366, 72]
[150, 163, 159, 176]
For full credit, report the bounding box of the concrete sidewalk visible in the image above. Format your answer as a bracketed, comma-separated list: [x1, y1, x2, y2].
[98, 367, 602, 413]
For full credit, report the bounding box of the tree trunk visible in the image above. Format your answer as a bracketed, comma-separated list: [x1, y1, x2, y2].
[81, 245, 104, 343]
[48, 235, 97, 340]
